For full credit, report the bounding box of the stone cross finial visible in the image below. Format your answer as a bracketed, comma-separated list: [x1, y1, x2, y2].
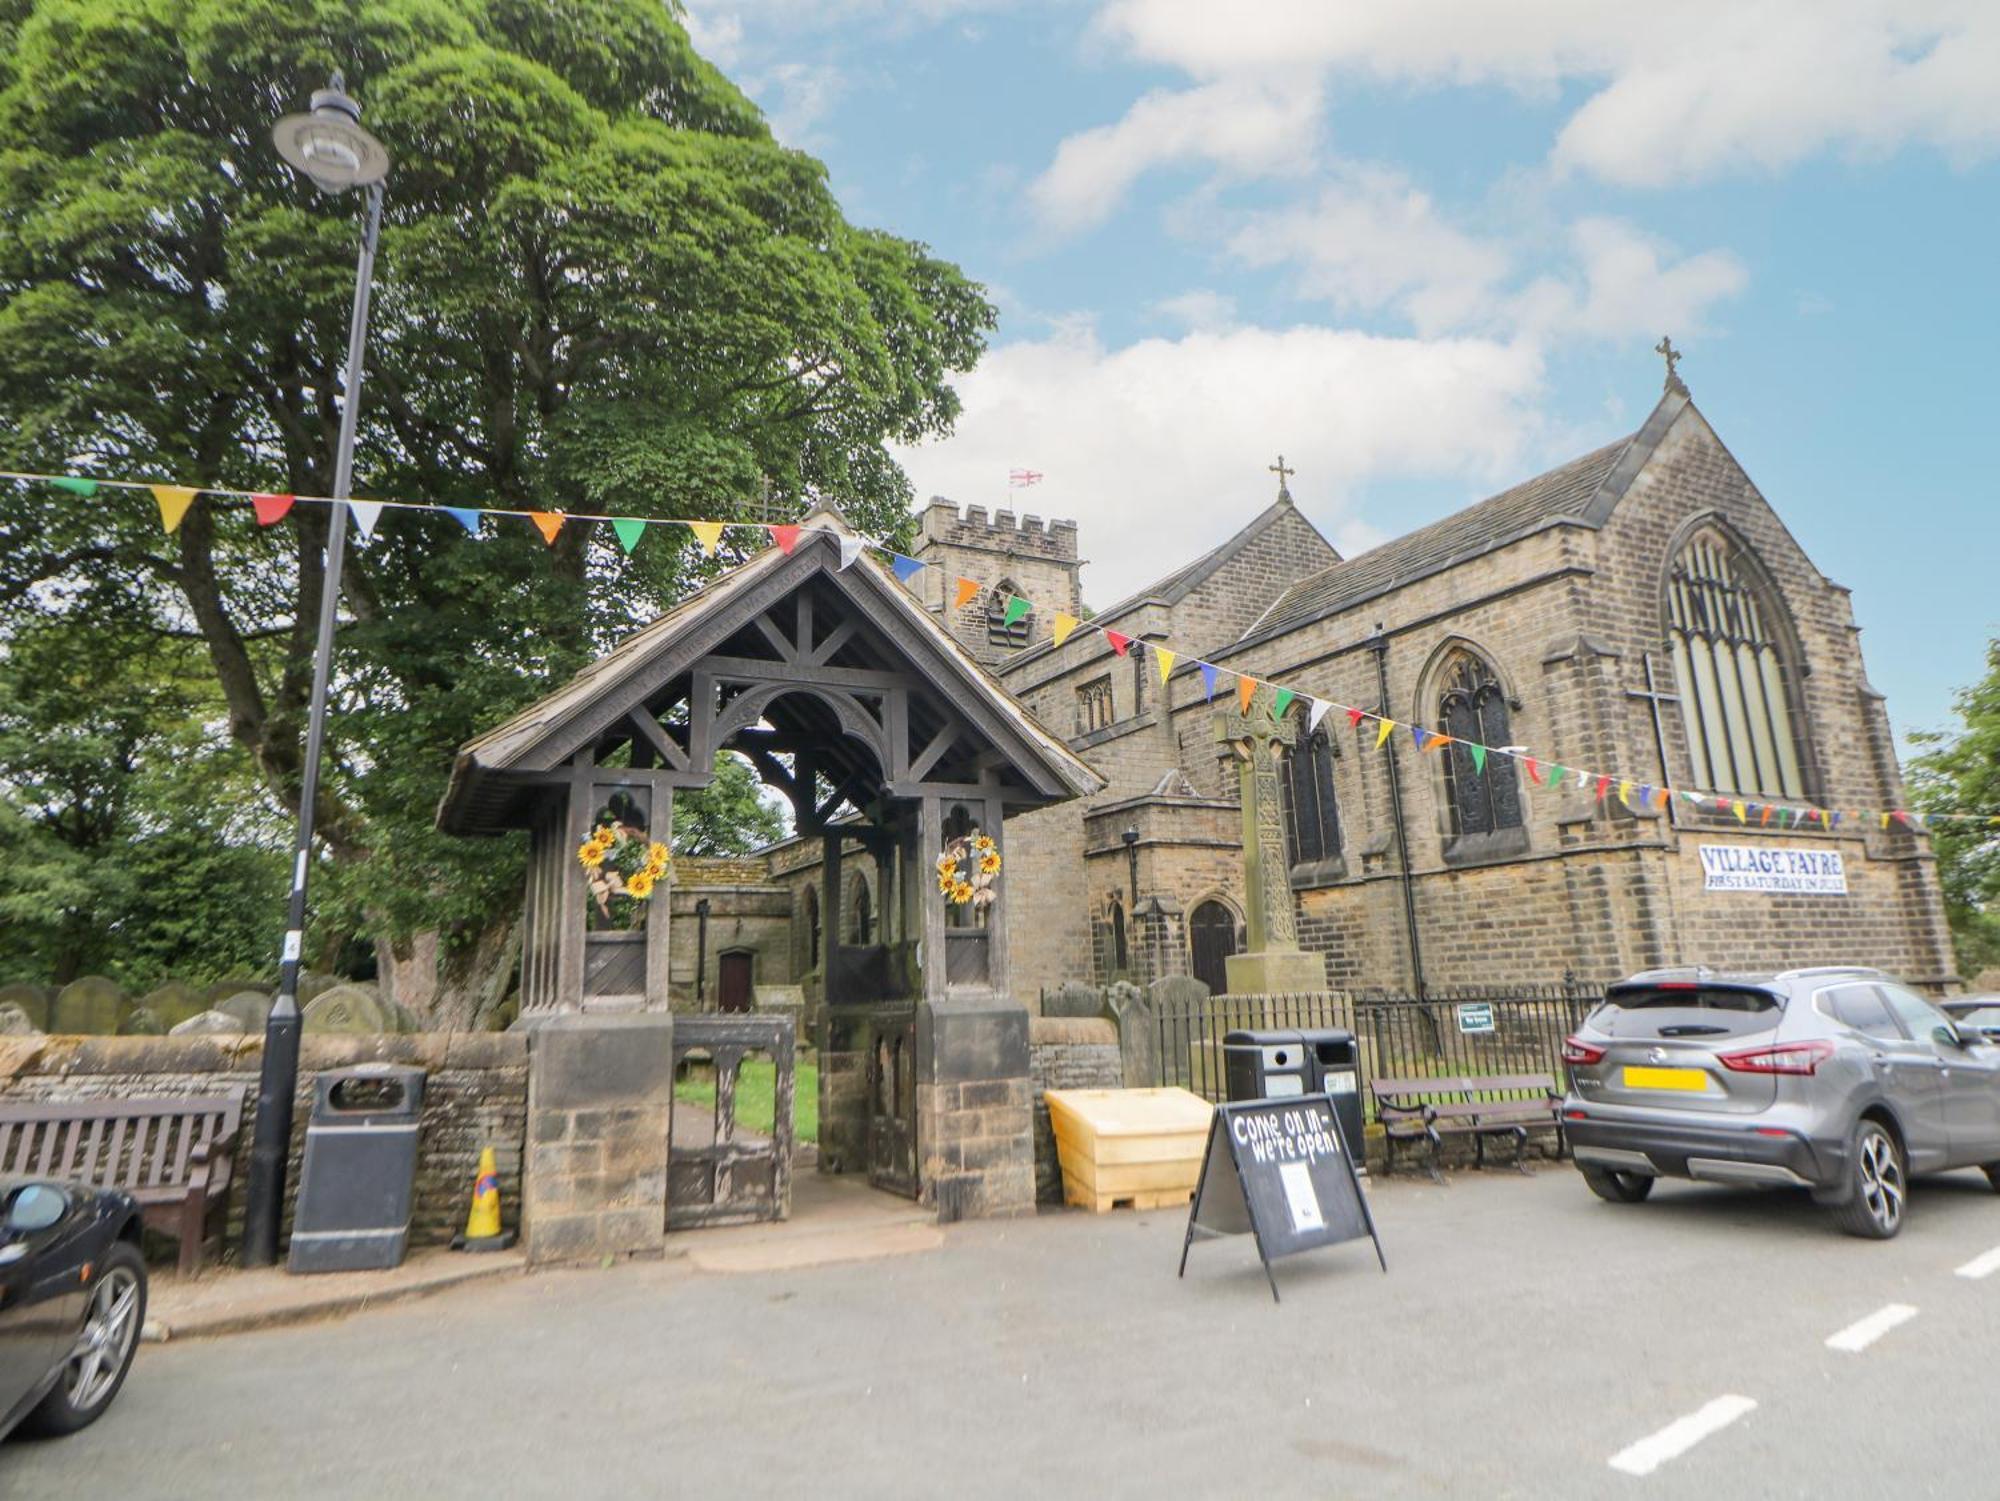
[1655, 335, 1688, 396]
[1214, 709, 1299, 955]
[1268, 455, 1295, 503]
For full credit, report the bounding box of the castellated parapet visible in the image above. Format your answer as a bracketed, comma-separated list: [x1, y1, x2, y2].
[912, 497, 1084, 665]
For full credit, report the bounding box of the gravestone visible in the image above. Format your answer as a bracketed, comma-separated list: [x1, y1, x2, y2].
[201, 977, 267, 1009]
[118, 1007, 165, 1036]
[303, 983, 414, 1034]
[215, 990, 274, 1030]
[0, 1002, 43, 1036]
[1103, 979, 1155, 1088]
[170, 1009, 248, 1036]
[1213, 709, 1328, 994]
[140, 981, 205, 1032]
[52, 975, 126, 1035]
[1041, 981, 1106, 1020]
[0, 983, 52, 1031]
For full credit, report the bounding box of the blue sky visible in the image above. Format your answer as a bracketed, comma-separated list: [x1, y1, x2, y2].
[686, 1, 1997, 750]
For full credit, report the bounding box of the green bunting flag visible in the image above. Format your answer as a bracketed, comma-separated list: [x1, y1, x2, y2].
[1470, 743, 1486, 774]
[612, 517, 647, 555]
[1272, 688, 1295, 720]
[1003, 595, 1031, 628]
[49, 477, 98, 497]
[1548, 764, 1567, 790]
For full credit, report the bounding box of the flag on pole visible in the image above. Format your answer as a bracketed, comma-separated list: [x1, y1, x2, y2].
[1008, 469, 1044, 487]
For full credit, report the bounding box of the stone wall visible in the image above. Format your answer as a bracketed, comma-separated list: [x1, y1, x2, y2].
[1027, 1016, 1123, 1205]
[0, 1032, 527, 1255]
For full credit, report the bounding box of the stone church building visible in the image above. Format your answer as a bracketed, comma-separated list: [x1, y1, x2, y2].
[673, 379, 1956, 1008]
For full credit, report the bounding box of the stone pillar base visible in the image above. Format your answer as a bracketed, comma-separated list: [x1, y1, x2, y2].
[916, 993, 1035, 1220]
[522, 1014, 673, 1266]
[1225, 948, 1329, 994]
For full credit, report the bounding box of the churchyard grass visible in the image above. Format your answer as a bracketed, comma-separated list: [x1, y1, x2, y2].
[674, 1054, 819, 1144]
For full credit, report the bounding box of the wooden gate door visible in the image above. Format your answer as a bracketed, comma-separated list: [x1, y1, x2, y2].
[717, 951, 753, 1013]
[667, 1015, 795, 1229]
[1189, 900, 1237, 996]
[865, 1006, 918, 1199]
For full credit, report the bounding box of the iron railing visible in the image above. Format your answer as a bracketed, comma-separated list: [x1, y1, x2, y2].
[1151, 981, 1603, 1113]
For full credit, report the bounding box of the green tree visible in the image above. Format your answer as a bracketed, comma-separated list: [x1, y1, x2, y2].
[0, 0, 993, 1019]
[1909, 640, 2000, 980]
[672, 752, 785, 857]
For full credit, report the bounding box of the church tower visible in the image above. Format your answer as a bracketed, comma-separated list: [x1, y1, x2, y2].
[911, 497, 1083, 668]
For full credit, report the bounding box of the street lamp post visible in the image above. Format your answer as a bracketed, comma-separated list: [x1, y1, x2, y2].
[241, 74, 391, 1268]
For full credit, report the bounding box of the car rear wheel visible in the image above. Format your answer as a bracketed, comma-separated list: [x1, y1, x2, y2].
[23, 1240, 146, 1437]
[1831, 1121, 1905, 1240]
[1580, 1165, 1655, 1203]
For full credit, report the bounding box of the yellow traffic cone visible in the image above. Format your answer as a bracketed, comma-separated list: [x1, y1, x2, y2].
[456, 1146, 514, 1252]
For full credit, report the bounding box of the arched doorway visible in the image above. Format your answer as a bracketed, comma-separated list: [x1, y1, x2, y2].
[717, 950, 754, 1013]
[1189, 900, 1237, 995]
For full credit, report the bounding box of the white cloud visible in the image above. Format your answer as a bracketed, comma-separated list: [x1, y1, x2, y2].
[892, 321, 1546, 605]
[1082, 0, 2000, 186]
[749, 60, 846, 148]
[1150, 289, 1238, 333]
[1028, 78, 1322, 233]
[1507, 218, 1748, 341]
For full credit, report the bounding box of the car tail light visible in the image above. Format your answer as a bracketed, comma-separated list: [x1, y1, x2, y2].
[1717, 1039, 1836, 1075]
[1561, 1035, 1606, 1066]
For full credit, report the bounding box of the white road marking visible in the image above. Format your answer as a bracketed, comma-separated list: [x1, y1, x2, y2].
[1955, 1247, 2000, 1280]
[1824, 1303, 1918, 1352]
[1608, 1395, 1757, 1477]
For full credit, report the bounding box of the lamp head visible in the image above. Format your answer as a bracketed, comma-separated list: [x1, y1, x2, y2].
[273, 72, 389, 193]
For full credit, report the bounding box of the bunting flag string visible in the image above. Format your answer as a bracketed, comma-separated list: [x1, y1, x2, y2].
[9, 464, 1999, 833]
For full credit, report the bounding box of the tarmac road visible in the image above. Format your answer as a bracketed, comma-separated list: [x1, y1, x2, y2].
[7, 1164, 2000, 1500]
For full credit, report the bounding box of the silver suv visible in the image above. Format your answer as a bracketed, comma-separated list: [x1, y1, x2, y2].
[1562, 966, 2000, 1238]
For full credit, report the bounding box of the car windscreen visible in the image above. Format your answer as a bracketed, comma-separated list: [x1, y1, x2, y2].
[1954, 1005, 2000, 1029]
[1588, 986, 1783, 1040]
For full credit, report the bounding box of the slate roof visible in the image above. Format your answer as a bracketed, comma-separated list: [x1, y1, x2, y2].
[1237, 390, 1687, 645]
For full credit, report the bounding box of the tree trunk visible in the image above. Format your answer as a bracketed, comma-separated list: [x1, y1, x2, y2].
[375, 918, 520, 1033]
[375, 929, 440, 1023]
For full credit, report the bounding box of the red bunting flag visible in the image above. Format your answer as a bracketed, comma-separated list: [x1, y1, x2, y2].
[1346, 706, 1365, 729]
[1595, 775, 1612, 801]
[1523, 756, 1543, 786]
[1105, 630, 1133, 657]
[252, 493, 295, 526]
[770, 524, 800, 555]
[954, 577, 980, 610]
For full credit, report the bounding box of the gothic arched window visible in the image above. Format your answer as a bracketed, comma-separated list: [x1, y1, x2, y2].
[1439, 652, 1523, 837]
[987, 578, 1031, 648]
[1279, 711, 1341, 869]
[1666, 530, 1808, 799]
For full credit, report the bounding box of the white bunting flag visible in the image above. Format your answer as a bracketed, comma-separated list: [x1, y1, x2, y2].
[347, 499, 384, 541]
[836, 534, 866, 571]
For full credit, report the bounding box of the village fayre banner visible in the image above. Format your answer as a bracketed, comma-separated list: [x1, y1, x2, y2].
[1699, 844, 1848, 895]
[10, 468, 1999, 837]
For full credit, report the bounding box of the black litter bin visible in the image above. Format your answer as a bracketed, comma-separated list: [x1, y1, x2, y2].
[288, 1063, 426, 1274]
[1224, 1027, 1364, 1159]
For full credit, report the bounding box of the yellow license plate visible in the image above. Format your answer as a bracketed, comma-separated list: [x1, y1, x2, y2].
[1623, 1066, 1709, 1092]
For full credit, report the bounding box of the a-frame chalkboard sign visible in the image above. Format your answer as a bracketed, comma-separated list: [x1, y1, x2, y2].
[1178, 1094, 1386, 1302]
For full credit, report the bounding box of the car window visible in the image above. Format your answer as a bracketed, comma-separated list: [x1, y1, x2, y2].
[1590, 986, 1782, 1040]
[1822, 983, 1903, 1041]
[1877, 984, 1954, 1046]
[1963, 1006, 2000, 1028]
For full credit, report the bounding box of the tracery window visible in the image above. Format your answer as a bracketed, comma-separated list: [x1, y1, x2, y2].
[1666, 530, 1808, 799]
[987, 578, 1031, 648]
[1439, 653, 1523, 837]
[1279, 711, 1341, 868]
[1076, 676, 1114, 735]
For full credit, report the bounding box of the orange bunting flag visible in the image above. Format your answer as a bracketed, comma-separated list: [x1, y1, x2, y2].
[1237, 676, 1258, 715]
[1375, 717, 1395, 750]
[1155, 646, 1177, 684]
[252, 493, 295, 526]
[1653, 787, 1670, 812]
[1423, 732, 1451, 754]
[1759, 803, 1774, 827]
[529, 511, 565, 545]
[1052, 612, 1080, 646]
[954, 576, 980, 610]
[151, 485, 198, 534]
[688, 520, 726, 556]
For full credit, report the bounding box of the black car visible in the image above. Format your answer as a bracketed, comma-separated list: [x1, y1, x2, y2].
[1, 1178, 146, 1441]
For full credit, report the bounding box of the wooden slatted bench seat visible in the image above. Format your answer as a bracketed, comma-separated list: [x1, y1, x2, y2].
[1370, 1073, 1563, 1182]
[0, 1094, 246, 1274]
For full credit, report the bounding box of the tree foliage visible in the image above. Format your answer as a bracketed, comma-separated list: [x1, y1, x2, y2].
[1909, 639, 2000, 980]
[0, 0, 993, 1002]
[672, 752, 785, 858]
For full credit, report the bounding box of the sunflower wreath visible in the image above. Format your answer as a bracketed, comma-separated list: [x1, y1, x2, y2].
[934, 829, 1001, 909]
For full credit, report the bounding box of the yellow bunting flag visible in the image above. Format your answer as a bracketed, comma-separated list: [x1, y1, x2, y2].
[688, 520, 725, 556]
[1052, 612, 1080, 646]
[1155, 646, 1177, 684]
[1237, 676, 1258, 715]
[151, 485, 198, 534]
[1617, 779, 1634, 809]
[1375, 717, 1395, 750]
[1731, 799, 1748, 824]
[954, 576, 980, 610]
[529, 511, 564, 545]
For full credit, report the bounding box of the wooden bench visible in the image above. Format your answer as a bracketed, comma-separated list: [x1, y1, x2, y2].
[0, 1094, 246, 1274]
[1370, 1074, 1563, 1182]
